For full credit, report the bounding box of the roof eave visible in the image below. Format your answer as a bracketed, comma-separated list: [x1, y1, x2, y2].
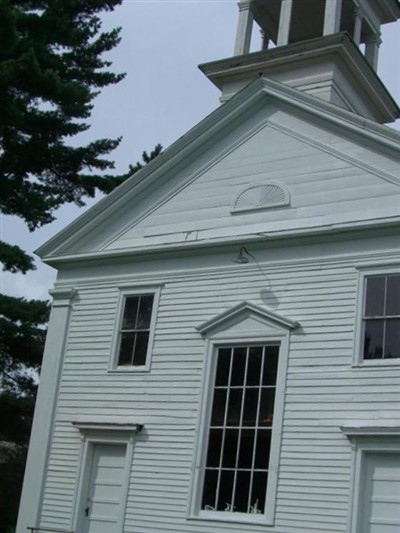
[40, 215, 400, 269]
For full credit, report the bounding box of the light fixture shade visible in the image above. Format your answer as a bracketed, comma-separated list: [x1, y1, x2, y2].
[232, 247, 251, 264]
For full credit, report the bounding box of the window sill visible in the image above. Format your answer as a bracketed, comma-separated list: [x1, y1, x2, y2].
[108, 366, 150, 374]
[352, 358, 400, 368]
[187, 512, 273, 527]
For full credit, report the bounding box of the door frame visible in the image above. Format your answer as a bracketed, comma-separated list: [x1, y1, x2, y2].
[341, 426, 400, 533]
[71, 422, 141, 533]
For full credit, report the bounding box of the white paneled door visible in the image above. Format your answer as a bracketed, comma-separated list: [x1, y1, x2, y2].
[360, 452, 400, 533]
[83, 443, 127, 533]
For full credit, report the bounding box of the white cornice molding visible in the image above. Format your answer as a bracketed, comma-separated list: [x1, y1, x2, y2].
[39, 215, 400, 268]
[48, 288, 77, 307]
[47, 248, 400, 290]
[341, 424, 400, 437]
[72, 418, 144, 434]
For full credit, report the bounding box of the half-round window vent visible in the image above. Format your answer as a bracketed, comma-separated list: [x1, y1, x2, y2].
[232, 182, 290, 213]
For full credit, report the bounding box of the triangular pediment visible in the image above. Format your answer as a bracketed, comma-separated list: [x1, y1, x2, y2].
[36, 77, 400, 264]
[196, 301, 299, 339]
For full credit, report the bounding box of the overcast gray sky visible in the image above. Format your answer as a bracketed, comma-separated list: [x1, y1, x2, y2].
[1, 0, 400, 301]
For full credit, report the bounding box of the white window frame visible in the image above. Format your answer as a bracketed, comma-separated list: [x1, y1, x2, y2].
[109, 285, 161, 373]
[71, 421, 142, 533]
[189, 330, 290, 526]
[341, 425, 400, 533]
[354, 266, 400, 367]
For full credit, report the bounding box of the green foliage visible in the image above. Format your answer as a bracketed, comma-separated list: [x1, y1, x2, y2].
[0, 294, 49, 389]
[104, 143, 163, 190]
[0, 242, 35, 274]
[0, 444, 27, 533]
[0, 0, 126, 230]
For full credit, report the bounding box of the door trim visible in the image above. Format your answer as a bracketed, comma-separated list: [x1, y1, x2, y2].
[71, 425, 139, 533]
[342, 428, 400, 533]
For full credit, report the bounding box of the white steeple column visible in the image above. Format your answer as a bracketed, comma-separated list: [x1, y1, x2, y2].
[277, 0, 293, 46]
[365, 33, 381, 70]
[234, 0, 254, 56]
[323, 0, 343, 35]
[353, 8, 363, 46]
[16, 288, 76, 533]
[261, 29, 269, 50]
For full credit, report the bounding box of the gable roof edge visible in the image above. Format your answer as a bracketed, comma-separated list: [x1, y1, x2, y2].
[259, 77, 400, 152]
[35, 80, 268, 259]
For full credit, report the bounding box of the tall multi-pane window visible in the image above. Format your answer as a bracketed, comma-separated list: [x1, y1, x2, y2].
[201, 345, 279, 515]
[363, 274, 400, 360]
[117, 294, 154, 366]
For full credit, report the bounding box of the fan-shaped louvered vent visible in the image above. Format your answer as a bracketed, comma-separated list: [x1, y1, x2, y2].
[232, 183, 290, 213]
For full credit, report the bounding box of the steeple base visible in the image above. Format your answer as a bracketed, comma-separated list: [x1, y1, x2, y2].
[200, 33, 399, 125]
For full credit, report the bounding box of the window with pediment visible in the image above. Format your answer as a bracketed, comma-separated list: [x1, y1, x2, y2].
[192, 302, 298, 524]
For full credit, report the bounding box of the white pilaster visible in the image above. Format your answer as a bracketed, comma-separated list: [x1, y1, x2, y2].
[365, 33, 381, 70]
[277, 0, 293, 46]
[323, 0, 342, 35]
[234, 0, 254, 56]
[16, 288, 76, 533]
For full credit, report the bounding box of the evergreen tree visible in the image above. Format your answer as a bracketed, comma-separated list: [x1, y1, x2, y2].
[0, 2, 161, 530]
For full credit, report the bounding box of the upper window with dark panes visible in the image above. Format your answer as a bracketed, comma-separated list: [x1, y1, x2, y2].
[363, 274, 400, 360]
[201, 344, 279, 516]
[117, 294, 154, 366]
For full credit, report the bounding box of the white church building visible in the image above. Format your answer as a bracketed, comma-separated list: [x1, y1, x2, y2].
[17, 1, 400, 532]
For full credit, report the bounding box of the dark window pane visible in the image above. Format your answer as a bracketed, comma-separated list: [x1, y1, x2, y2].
[222, 429, 239, 468]
[137, 295, 154, 329]
[263, 346, 279, 385]
[132, 332, 149, 366]
[204, 344, 279, 515]
[258, 388, 275, 427]
[211, 389, 227, 426]
[215, 349, 231, 387]
[202, 469, 218, 510]
[118, 332, 135, 365]
[122, 297, 139, 329]
[231, 347, 246, 386]
[246, 347, 263, 386]
[363, 320, 384, 359]
[226, 388, 243, 427]
[365, 277, 385, 317]
[386, 276, 400, 316]
[217, 470, 235, 511]
[243, 388, 259, 427]
[254, 429, 272, 470]
[234, 470, 251, 513]
[250, 471, 268, 514]
[384, 318, 400, 359]
[206, 429, 223, 468]
[238, 429, 255, 469]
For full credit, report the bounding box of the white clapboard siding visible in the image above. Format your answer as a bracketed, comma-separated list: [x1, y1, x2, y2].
[37, 243, 400, 533]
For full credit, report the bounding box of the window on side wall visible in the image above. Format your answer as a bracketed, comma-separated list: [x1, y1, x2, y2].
[201, 344, 280, 516]
[111, 288, 160, 371]
[362, 274, 400, 360]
